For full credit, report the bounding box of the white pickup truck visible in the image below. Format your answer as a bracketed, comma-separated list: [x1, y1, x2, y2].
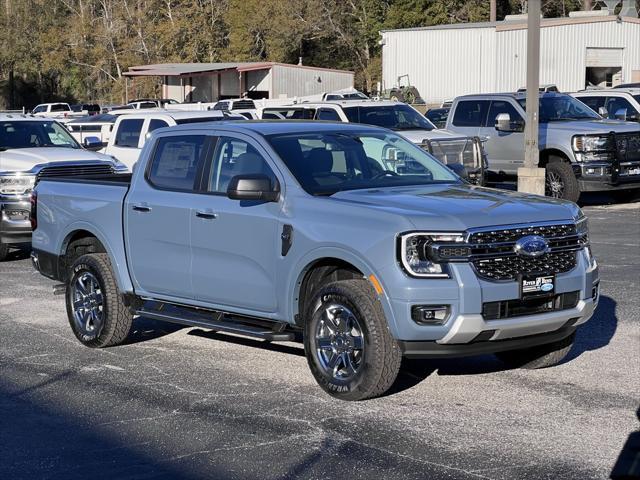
[101, 110, 245, 170]
[31, 103, 86, 120]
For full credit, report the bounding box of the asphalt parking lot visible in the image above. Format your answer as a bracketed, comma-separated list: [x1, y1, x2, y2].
[1, 196, 638, 480]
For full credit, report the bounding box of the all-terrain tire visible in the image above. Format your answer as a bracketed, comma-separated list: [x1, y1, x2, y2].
[303, 279, 402, 401]
[66, 253, 132, 348]
[495, 332, 576, 369]
[546, 158, 580, 203]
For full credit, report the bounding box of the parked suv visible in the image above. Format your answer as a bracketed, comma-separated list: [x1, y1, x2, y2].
[446, 92, 640, 202]
[0, 114, 127, 260]
[262, 101, 486, 185]
[571, 89, 640, 123]
[32, 121, 598, 401]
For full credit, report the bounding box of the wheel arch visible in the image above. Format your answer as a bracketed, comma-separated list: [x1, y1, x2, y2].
[58, 222, 133, 293]
[539, 148, 571, 168]
[288, 248, 399, 337]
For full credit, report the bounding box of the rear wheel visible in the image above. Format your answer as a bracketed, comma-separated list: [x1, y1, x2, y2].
[495, 332, 575, 369]
[545, 159, 580, 202]
[66, 253, 132, 348]
[304, 279, 402, 401]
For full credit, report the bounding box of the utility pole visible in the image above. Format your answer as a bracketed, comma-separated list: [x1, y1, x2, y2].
[518, 0, 546, 196]
[490, 0, 497, 22]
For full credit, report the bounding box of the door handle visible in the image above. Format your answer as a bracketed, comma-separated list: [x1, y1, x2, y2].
[195, 210, 217, 220]
[132, 204, 151, 213]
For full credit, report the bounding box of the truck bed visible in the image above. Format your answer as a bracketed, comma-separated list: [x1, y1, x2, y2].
[32, 174, 133, 291]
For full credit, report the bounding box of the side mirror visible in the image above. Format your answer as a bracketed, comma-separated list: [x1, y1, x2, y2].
[83, 136, 103, 151]
[446, 163, 469, 181]
[598, 106, 609, 118]
[495, 113, 521, 132]
[614, 108, 628, 121]
[227, 174, 279, 202]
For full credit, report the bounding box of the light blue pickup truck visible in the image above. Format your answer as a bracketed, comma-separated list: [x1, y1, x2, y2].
[31, 121, 599, 400]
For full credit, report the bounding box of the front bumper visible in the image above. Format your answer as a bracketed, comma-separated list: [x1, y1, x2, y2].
[0, 196, 32, 245]
[575, 161, 640, 192]
[381, 249, 599, 355]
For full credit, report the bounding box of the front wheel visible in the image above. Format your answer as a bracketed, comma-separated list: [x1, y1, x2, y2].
[495, 332, 576, 369]
[303, 279, 402, 401]
[66, 253, 133, 348]
[545, 159, 580, 202]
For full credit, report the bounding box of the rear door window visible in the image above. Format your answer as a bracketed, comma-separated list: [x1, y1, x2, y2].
[316, 109, 342, 121]
[147, 135, 207, 191]
[452, 100, 490, 127]
[148, 119, 169, 132]
[114, 119, 144, 148]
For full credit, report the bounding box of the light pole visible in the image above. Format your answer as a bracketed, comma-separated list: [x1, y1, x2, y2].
[518, 0, 546, 196]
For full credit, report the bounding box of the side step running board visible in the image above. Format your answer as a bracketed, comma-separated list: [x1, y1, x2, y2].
[136, 301, 295, 342]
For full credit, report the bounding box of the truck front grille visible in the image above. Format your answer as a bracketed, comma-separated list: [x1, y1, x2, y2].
[473, 251, 577, 281]
[615, 132, 640, 163]
[36, 164, 114, 181]
[468, 223, 576, 244]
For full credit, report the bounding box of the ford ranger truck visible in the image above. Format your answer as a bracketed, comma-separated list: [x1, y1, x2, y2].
[31, 121, 599, 401]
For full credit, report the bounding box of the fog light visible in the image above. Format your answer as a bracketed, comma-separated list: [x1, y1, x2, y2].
[411, 305, 450, 325]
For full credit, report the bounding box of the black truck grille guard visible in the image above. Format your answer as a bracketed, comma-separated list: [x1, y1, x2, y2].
[429, 221, 585, 282]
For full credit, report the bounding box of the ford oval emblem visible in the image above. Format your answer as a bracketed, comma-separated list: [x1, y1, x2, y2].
[514, 235, 550, 257]
[541, 283, 554, 292]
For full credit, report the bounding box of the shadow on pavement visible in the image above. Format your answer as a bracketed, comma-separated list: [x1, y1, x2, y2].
[187, 328, 306, 357]
[124, 316, 187, 346]
[0, 379, 207, 480]
[563, 294, 618, 362]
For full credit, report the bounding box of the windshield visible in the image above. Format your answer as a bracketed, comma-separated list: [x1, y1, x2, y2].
[342, 105, 435, 131]
[517, 95, 600, 122]
[267, 131, 459, 196]
[634, 95, 640, 104]
[0, 121, 81, 151]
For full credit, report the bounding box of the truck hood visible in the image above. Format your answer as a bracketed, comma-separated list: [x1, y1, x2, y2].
[330, 184, 578, 231]
[0, 148, 113, 173]
[398, 129, 472, 143]
[541, 119, 640, 135]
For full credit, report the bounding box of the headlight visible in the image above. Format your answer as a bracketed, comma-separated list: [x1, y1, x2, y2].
[575, 212, 589, 246]
[399, 232, 464, 278]
[572, 135, 613, 153]
[0, 174, 36, 195]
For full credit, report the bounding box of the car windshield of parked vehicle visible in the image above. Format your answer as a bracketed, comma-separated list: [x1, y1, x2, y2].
[517, 95, 600, 122]
[268, 130, 459, 195]
[0, 121, 81, 151]
[342, 105, 436, 131]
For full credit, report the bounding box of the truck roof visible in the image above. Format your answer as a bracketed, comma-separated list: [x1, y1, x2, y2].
[0, 113, 56, 122]
[454, 92, 568, 101]
[112, 110, 233, 120]
[161, 120, 388, 137]
[264, 100, 405, 109]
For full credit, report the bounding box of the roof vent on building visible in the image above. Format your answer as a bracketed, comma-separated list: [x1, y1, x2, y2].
[568, 9, 611, 17]
[503, 13, 543, 22]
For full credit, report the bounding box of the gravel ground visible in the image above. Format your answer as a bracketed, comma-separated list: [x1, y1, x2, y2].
[1, 199, 638, 480]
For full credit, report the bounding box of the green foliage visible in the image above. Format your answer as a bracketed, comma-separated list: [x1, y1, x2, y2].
[0, 0, 600, 108]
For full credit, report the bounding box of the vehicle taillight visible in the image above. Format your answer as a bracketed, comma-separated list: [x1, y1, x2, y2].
[30, 190, 37, 230]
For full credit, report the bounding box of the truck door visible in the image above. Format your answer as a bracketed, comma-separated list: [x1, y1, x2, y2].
[125, 133, 210, 300]
[478, 100, 525, 175]
[189, 133, 281, 313]
[448, 99, 489, 139]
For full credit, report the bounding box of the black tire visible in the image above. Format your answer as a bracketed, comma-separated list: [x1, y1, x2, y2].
[66, 253, 132, 348]
[545, 158, 580, 203]
[303, 279, 402, 401]
[495, 332, 575, 369]
[0, 241, 8, 261]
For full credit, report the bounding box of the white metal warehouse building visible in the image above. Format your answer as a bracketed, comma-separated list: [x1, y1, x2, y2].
[123, 62, 354, 103]
[380, 12, 640, 104]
